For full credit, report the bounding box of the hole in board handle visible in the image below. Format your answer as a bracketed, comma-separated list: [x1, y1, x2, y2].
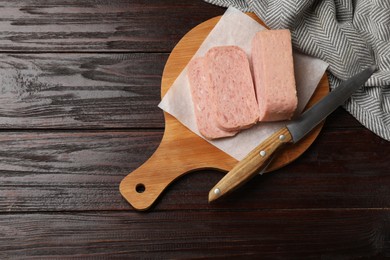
[135, 183, 146, 193]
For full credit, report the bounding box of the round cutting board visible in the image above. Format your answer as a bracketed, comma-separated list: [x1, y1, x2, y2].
[120, 13, 329, 211]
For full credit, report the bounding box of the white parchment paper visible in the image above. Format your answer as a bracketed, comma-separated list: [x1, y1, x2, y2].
[158, 7, 328, 160]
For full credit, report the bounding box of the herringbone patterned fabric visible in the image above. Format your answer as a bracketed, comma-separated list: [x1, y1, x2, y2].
[205, 0, 390, 140]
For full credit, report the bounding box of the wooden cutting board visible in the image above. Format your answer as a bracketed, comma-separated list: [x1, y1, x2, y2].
[119, 13, 329, 211]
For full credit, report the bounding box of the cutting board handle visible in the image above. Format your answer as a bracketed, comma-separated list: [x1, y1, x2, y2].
[119, 148, 165, 211]
[119, 137, 188, 211]
[119, 115, 237, 211]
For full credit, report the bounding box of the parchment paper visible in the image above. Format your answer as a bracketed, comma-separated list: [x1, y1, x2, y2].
[158, 7, 328, 160]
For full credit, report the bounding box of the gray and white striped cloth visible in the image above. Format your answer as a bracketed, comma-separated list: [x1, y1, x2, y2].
[205, 0, 390, 140]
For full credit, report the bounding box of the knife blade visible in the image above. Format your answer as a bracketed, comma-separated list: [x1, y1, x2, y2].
[208, 65, 377, 202]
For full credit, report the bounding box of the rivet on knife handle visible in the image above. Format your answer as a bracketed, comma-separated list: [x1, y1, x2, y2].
[208, 127, 293, 202]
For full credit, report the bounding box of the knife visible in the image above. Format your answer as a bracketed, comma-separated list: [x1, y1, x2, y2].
[208, 65, 377, 202]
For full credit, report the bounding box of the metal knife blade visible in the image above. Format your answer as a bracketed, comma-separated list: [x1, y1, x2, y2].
[287, 65, 377, 143]
[208, 65, 376, 202]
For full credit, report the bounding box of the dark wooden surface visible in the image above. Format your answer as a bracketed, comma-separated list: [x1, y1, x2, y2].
[0, 1, 388, 258]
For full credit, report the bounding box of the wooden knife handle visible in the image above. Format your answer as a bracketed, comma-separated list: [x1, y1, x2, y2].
[208, 127, 293, 202]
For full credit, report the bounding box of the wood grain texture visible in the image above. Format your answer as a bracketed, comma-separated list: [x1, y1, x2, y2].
[0, 0, 224, 52]
[0, 128, 387, 212]
[0, 0, 387, 258]
[0, 53, 166, 128]
[0, 210, 388, 258]
[0, 130, 162, 212]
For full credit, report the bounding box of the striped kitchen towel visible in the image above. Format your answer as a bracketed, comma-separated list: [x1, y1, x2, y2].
[205, 0, 390, 140]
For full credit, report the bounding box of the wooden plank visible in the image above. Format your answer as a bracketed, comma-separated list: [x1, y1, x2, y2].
[0, 52, 367, 130]
[0, 130, 163, 211]
[0, 0, 224, 52]
[0, 209, 388, 258]
[0, 129, 387, 212]
[0, 53, 166, 128]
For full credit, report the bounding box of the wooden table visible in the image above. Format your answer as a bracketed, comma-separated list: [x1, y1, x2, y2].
[0, 1, 388, 258]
